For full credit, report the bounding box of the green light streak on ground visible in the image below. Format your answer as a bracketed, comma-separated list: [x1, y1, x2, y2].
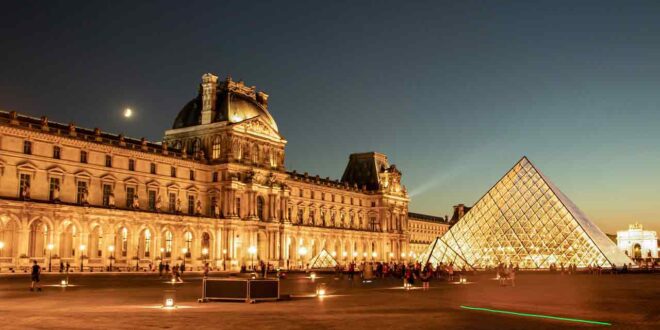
[460, 305, 611, 326]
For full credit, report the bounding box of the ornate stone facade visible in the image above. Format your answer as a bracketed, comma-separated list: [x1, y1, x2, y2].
[0, 73, 443, 271]
[407, 213, 451, 257]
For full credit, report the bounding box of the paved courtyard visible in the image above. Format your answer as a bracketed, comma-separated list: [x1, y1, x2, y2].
[0, 271, 658, 329]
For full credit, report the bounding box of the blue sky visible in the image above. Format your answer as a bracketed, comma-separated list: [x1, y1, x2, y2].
[2, 1, 659, 233]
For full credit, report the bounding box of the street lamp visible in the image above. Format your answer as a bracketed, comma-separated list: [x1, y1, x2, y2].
[160, 247, 165, 262]
[202, 247, 209, 265]
[79, 244, 86, 272]
[108, 245, 115, 271]
[248, 246, 257, 271]
[371, 251, 377, 260]
[47, 243, 54, 272]
[352, 251, 357, 261]
[298, 246, 308, 269]
[222, 248, 227, 271]
[181, 248, 188, 271]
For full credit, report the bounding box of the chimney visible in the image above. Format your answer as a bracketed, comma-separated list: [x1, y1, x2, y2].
[200, 73, 219, 125]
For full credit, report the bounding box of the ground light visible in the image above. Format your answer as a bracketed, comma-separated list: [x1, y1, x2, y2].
[310, 272, 316, 280]
[459, 306, 612, 326]
[316, 283, 327, 298]
[163, 290, 176, 309]
[60, 279, 68, 287]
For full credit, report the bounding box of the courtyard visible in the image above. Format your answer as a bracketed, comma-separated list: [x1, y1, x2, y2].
[0, 271, 658, 329]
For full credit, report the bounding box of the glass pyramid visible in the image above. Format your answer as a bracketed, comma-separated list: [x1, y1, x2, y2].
[419, 157, 631, 270]
[309, 249, 339, 270]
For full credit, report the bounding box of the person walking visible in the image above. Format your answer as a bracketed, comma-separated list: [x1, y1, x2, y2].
[447, 263, 454, 282]
[158, 261, 164, 277]
[59, 261, 64, 273]
[203, 262, 210, 278]
[509, 264, 516, 287]
[65, 261, 70, 273]
[421, 268, 430, 290]
[30, 260, 42, 292]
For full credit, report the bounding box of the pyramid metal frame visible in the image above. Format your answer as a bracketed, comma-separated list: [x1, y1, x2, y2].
[419, 157, 631, 270]
[308, 248, 339, 270]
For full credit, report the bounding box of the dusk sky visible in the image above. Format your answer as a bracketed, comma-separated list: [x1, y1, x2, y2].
[2, 1, 659, 233]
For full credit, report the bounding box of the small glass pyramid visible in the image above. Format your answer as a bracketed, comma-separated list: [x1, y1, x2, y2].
[418, 157, 631, 269]
[309, 249, 339, 269]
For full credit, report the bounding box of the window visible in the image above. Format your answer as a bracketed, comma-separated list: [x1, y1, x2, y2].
[184, 232, 193, 258]
[188, 195, 195, 214]
[299, 189, 303, 198]
[102, 184, 112, 206]
[165, 231, 172, 257]
[189, 170, 195, 181]
[212, 172, 218, 182]
[257, 197, 264, 220]
[148, 190, 156, 210]
[236, 198, 241, 218]
[121, 227, 128, 257]
[128, 159, 135, 171]
[169, 193, 176, 212]
[49, 178, 60, 201]
[23, 141, 32, 154]
[126, 187, 135, 207]
[150, 163, 156, 174]
[212, 138, 221, 160]
[369, 217, 378, 231]
[76, 181, 87, 204]
[371, 201, 376, 207]
[19, 174, 31, 198]
[53, 146, 61, 159]
[171, 166, 176, 178]
[80, 151, 88, 163]
[297, 209, 304, 223]
[105, 155, 112, 167]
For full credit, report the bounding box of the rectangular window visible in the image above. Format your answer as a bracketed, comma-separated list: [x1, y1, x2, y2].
[80, 151, 88, 163]
[23, 141, 32, 154]
[188, 195, 195, 214]
[169, 193, 176, 212]
[105, 155, 112, 167]
[128, 159, 135, 171]
[126, 187, 135, 207]
[19, 174, 31, 198]
[102, 184, 112, 207]
[210, 197, 218, 216]
[171, 166, 176, 178]
[148, 190, 156, 210]
[150, 163, 156, 174]
[49, 178, 60, 201]
[212, 172, 218, 182]
[53, 146, 61, 159]
[76, 181, 87, 204]
[189, 170, 195, 181]
[236, 198, 241, 218]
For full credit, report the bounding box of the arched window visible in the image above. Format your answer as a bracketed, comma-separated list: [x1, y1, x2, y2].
[165, 231, 172, 257]
[212, 137, 221, 160]
[184, 231, 193, 258]
[257, 197, 265, 220]
[121, 227, 128, 257]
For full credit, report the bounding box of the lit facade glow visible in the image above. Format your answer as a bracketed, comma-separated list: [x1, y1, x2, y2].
[617, 223, 658, 259]
[419, 157, 631, 269]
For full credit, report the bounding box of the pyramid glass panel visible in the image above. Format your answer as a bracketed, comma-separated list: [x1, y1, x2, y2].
[419, 157, 631, 270]
[308, 249, 338, 270]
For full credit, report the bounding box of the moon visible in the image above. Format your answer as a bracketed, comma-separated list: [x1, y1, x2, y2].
[123, 108, 133, 118]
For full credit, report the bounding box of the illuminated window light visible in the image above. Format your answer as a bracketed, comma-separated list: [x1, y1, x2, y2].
[459, 306, 611, 326]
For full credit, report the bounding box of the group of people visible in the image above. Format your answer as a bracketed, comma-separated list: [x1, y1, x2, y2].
[158, 261, 185, 282]
[496, 263, 517, 287]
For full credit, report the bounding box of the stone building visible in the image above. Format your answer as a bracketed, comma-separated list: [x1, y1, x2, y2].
[407, 213, 451, 257]
[616, 223, 658, 260]
[0, 73, 442, 271]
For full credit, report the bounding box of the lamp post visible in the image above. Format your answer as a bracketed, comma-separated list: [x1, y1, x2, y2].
[108, 245, 115, 271]
[298, 246, 308, 270]
[371, 251, 377, 261]
[181, 248, 188, 271]
[160, 247, 165, 263]
[47, 243, 54, 272]
[202, 247, 209, 266]
[248, 246, 257, 271]
[79, 244, 86, 272]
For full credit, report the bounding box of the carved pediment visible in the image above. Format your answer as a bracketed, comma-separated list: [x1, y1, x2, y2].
[46, 165, 67, 176]
[100, 173, 118, 182]
[16, 161, 39, 173]
[123, 176, 140, 186]
[74, 169, 93, 179]
[235, 117, 281, 140]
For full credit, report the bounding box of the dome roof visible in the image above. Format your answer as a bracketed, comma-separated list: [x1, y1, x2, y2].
[172, 76, 278, 132]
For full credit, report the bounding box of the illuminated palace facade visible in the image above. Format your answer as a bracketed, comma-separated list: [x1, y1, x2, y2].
[0, 73, 447, 271]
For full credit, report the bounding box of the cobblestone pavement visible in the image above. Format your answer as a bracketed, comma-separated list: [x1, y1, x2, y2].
[0, 271, 658, 329]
